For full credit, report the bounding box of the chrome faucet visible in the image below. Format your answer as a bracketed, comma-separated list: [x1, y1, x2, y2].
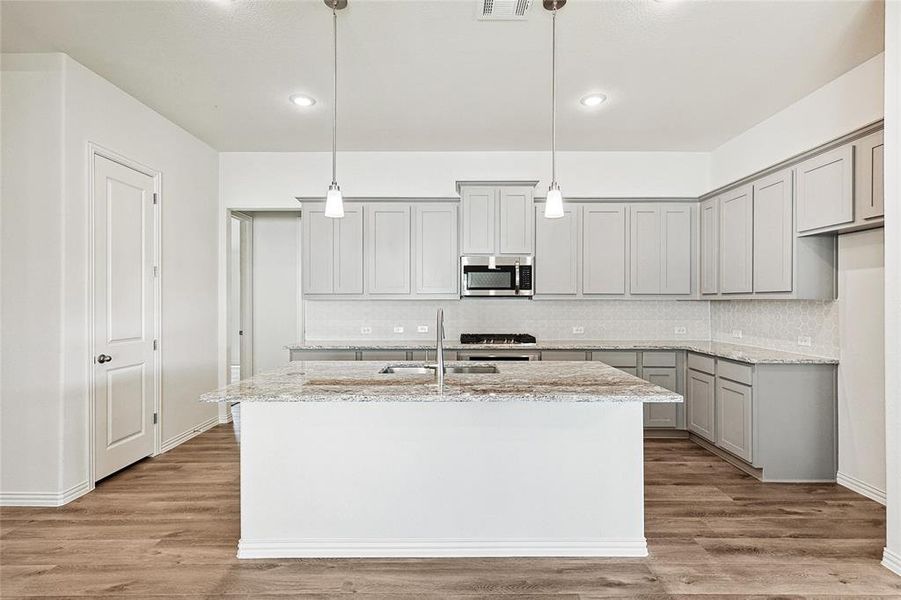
[436, 308, 446, 393]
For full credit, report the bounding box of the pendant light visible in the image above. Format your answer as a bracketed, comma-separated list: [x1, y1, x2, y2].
[324, 0, 347, 218]
[543, 0, 565, 219]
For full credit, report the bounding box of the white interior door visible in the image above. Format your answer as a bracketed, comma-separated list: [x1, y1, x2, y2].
[93, 155, 156, 481]
[228, 212, 253, 382]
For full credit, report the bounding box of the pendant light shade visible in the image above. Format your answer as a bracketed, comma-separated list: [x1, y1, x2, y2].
[324, 0, 346, 218]
[544, 0, 565, 219]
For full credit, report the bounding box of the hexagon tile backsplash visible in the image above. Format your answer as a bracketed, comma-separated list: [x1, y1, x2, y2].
[304, 299, 840, 359]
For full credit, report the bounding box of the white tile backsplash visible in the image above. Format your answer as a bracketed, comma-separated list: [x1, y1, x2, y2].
[305, 299, 711, 342]
[710, 300, 839, 358]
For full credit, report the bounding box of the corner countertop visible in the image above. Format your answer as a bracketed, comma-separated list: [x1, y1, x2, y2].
[200, 360, 683, 404]
[285, 340, 838, 365]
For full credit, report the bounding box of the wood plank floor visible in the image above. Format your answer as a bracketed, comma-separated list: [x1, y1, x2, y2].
[2, 425, 899, 598]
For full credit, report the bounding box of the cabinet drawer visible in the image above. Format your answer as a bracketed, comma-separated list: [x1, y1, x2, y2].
[541, 350, 588, 361]
[687, 352, 715, 375]
[291, 350, 359, 361]
[360, 350, 410, 361]
[591, 351, 638, 367]
[642, 351, 677, 367]
[717, 359, 753, 385]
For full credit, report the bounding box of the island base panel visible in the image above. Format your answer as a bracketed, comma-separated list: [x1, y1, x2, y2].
[238, 401, 646, 558]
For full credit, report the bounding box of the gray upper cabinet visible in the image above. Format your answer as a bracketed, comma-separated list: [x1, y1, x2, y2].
[719, 185, 753, 294]
[752, 169, 793, 293]
[366, 203, 411, 295]
[630, 203, 692, 295]
[716, 376, 753, 462]
[796, 144, 854, 233]
[460, 184, 534, 255]
[856, 130, 885, 221]
[687, 368, 716, 443]
[303, 203, 364, 295]
[535, 205, 580, 295]
[582, 204, 626, 295]
[461, 186, 496, 254]
[699, 197, 719, 295]
[414, 203, 458, 296]
[498, 187, 534, 254]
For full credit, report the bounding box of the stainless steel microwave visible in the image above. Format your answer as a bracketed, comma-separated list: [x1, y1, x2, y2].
[460, 255, 533, 297]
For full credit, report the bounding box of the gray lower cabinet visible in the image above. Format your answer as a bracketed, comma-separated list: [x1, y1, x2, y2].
[719, 185, 753, 294]
[541, 350, 588, 361]
[686, 368, 716, 442]
[715, 376, 753, 462]
[535, 206, 580, 295]
[855, 130, 885, 221]
[642, 367, 678, 428]
[582, 204, 626, 295]
[752, 169, 793, 293]
[360, 350, 409, 361]
[796, 144, 854, 233]
[303, 203, 364, 295]
[366, 204, 411, 295]
[699, 197, 719, 295]
[413, 203, 458, 295]
[290, 349, 358, 361]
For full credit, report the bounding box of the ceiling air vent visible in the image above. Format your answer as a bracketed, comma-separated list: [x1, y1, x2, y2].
[478, 0, 532, 21]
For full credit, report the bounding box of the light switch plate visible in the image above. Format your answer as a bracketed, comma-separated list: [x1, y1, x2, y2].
[393, 326, 404, 334]
[572, 326, 585, 335]
[674, 326, 687, 335]
[797, 336, 812, 347]
[361, 327, 372, 335]
[732, 329, 743, 339]
[417, 325, 429, 333]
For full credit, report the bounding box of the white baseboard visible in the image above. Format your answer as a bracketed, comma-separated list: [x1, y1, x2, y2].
[237, 538, 648, 559]
[883, 548, 901, 577]
[159, 415, 220, 454]
[0, 479, 91, 507]
[837, 471, 886, 505]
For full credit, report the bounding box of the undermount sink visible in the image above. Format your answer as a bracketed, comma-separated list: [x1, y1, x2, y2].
[378, 364, 500, 375]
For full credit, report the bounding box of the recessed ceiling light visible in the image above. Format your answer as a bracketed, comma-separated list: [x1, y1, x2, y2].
[289, 94, 316, 108]
[580, 94, 607, 107]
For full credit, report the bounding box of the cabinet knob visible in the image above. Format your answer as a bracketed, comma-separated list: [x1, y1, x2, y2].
[96, 354, 112, 364]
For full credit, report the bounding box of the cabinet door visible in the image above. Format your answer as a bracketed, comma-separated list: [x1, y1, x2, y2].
[686, 369, 716, 442]
[303, 207, 336, 294]
[366, 204, 411, 295]
[414, 203, 458, 295]
[699, 197, 719, 295]
[630, 204, 661, 294]
[642, 367, 678, 428]
[753, 169, 793, 293]
[461, 187, 496, 254]
[796, 145, 854, 233]
[720, 185, 753, 294]
[660, 204, 692, 294]
[334, 205, 364, 294]
[582, 204, 626, 294]
[716, 377, 753, 462]
[856, 130, 884, 220]
[498, 187, 533, 254]
[535, 206, 579, 295]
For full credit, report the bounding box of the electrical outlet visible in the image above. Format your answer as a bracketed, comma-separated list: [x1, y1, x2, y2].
[572, 326, 585, 335]
[417, 325, 429, 333]
[674, 326, 687, 335]
[797, 336, 812, 347]
[360, 327, 372, 335]
[393, 326, 404, 334]
[732, 329, 743, 339]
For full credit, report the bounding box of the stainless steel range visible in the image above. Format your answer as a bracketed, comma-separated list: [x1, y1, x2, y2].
[457, 333, 539, 361]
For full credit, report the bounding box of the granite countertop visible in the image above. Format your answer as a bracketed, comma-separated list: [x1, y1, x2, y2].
[200, 360, 683, 404]
[286, 340, 838, 365]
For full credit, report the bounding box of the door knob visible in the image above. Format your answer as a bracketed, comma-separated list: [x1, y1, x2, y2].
[96, 354, 112, 364]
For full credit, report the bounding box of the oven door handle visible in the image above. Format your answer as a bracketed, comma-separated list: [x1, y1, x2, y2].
[514, 261, 520, 294]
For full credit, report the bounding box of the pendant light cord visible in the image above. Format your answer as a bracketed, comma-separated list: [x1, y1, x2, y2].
[551, 6, 557, 185]
[332, 2, 338, 186]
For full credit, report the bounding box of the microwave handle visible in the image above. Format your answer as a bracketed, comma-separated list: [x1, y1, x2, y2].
[514, 261, 520, 294]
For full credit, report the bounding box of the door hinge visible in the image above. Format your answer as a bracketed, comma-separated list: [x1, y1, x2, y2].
[153, 412, 158, 425]
[153, 265, 158, 277]
[153, 192, 159, 205]
[153, 339, 158, 351]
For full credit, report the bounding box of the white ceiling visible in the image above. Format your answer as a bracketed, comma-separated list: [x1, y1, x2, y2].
[0, 0, 884, 152]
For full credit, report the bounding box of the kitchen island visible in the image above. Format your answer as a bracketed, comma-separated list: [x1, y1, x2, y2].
[201, 360, 682, 559]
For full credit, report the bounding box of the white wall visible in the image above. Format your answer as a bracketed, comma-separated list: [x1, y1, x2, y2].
[837, 229, 886, 503]
[251, 213, 301, 372]
[882, 0, 901, 578]
[0, 53, 221, 504]
[219, 151, 711, 210]
[710, 53, 885, 189]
